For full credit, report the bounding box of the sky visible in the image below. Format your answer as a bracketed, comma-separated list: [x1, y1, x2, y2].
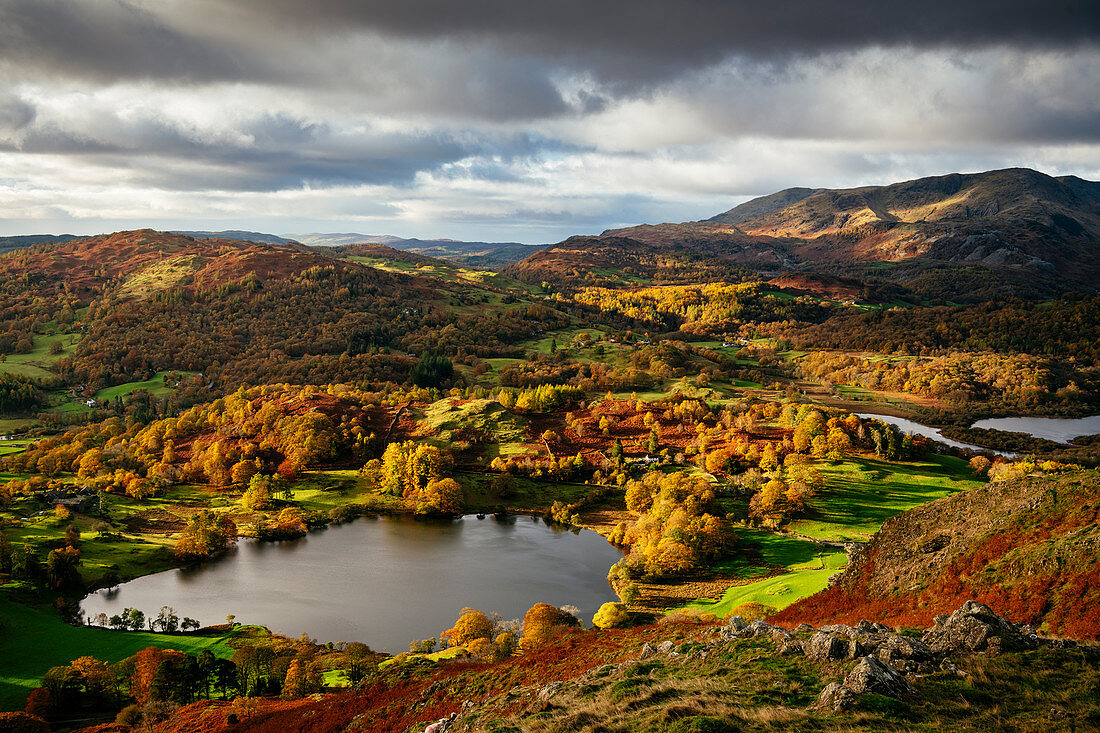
[1, 0, 1098, 243]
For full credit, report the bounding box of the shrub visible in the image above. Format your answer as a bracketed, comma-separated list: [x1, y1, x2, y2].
[729, 602, 776, 622]
[592, 602, 629, 629]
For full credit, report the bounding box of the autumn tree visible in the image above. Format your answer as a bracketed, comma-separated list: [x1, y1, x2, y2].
[520, 603, 579, 651]
[442, 608, 493, 648]
[592, 602, 628, 629]
[175, 511, 237, 561]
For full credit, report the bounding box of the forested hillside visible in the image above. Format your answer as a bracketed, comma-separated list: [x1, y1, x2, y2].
[0, 211, 1097, 733]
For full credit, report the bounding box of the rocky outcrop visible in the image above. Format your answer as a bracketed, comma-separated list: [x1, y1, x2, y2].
[922, 601, 1037, 656]
[844, 656, 915, 697]
[815, 682, 856, 712]
[773, 601, 1053, 711]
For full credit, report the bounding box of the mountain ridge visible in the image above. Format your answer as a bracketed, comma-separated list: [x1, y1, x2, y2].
[512, 167, 1100, 297]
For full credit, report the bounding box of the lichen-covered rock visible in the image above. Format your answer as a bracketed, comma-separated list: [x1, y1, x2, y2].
[778, 638, 805, 656]
[805, 632, 851, 661]
[821, 623, 858, 638]
[844, 655, 915, 698]
[639, 642, 656, 659]
[873, 634, 935, 673]
[793, 623, 815, 634]
[746, 619, 774, 637]
[656, 640, 675, 653]
[727, 616, 748, 633]
[537, 681, 567, 701]
[770, 627, 793, 644]
[922, 601, 1034, 656]
[815, 682, 856, 712]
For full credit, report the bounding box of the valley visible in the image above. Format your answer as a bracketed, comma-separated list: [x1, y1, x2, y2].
[0, 168, 1098, 732]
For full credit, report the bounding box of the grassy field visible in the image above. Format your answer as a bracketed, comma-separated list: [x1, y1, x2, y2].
[0, 333, 82, 379]
[676, 454, 981, 617]
[680, 529, 848, 618]
[0, 419, 35, 435]
[0, 597, 238, 710]
[0, 439, 31, 456]
[95, 371, 196, 401]
[787, 454, 982, 542]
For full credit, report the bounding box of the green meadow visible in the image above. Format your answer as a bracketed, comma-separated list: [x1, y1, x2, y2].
[0, 597, 238, 710]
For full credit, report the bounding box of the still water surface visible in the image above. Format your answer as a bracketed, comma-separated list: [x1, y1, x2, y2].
[82, 514, 623, 652]
[969, 414, 1100, 444]
[853, 413, 1012, 456]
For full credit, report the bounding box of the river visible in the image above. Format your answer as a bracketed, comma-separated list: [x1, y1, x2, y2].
[854, 413, 1015, 457]
[82, 514, 624, 653]
[969, 414, 1100, 444]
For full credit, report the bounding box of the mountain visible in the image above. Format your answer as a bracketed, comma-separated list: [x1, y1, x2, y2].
[291, 233, 544, 267]
[170, 230, 299, 246]
[0, 229, 328, 296]
[511, 168, 1100, 297]
[773, 470, 1100, 640]
[0, 233, 84, 255]
[288, 232, 409, 247]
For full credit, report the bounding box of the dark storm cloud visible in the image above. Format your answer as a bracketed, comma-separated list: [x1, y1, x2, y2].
[3, 0, 1097, 90]
[0, 0, 263, 84]
[242, 0, 1100, 82]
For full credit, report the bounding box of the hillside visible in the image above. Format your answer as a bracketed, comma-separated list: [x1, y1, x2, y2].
[513, 168, 1100, 297]
[170, 230, 299, 246]
[61, 601, 1100, 732]
[0, 229, 572, 393]
[292, 232, 543, 267]
[0, 234, 83, 255]
[0, 229, 326, 297]
[772, 470, 1100, 639]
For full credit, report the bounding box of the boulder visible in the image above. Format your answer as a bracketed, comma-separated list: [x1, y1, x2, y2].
[746, 619, 774, 637]
[727, 616, 748, 633]
[820, 624, 858, 638]
[793, 623, 816, 634]
[873, 634, 935, 674]
[815, 682, 856, 712]
[656, 640, 675, 653]
[844, 655, 915, 698]
[639, 642, 656, 659]
[922, 601, 1033, 656]
[805, 632, 851, 662]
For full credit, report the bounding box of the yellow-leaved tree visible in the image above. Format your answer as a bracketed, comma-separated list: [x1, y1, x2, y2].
[592, 602, 628, 629]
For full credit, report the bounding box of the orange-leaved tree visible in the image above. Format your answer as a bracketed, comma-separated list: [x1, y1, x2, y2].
[442, 608, 493, 648]
[520, 603, 579, 651]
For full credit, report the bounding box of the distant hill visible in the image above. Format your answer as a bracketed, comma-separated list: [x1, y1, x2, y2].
[291, 233, 544, 267]
[289, 233, 409, 247]
[170, 230, 299, 246]
[511, 168, 1100, 298]
[0, 233, 84, 255]
[0, 229, 338, 296]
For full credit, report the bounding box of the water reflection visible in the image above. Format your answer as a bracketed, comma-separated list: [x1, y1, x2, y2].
[970, 414, 1100, 444]
[82, 515, 624, 653]
[855, 413, 1014, 457]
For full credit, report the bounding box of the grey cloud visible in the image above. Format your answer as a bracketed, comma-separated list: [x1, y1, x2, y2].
[0, 92, 34, 131]
[3, 1, 1097, 96]
[0, 107, 544, 191]
[0, 0, 262, 84]
[241, 0, 1100, 84]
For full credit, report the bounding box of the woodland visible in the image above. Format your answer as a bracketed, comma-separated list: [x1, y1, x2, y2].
[0, 229, 1097, 732]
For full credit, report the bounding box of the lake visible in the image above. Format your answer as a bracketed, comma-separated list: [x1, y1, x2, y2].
[855, 413, 1014, 457]
[969, 414, 1100, 444]
[82, 514, 624, 653]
